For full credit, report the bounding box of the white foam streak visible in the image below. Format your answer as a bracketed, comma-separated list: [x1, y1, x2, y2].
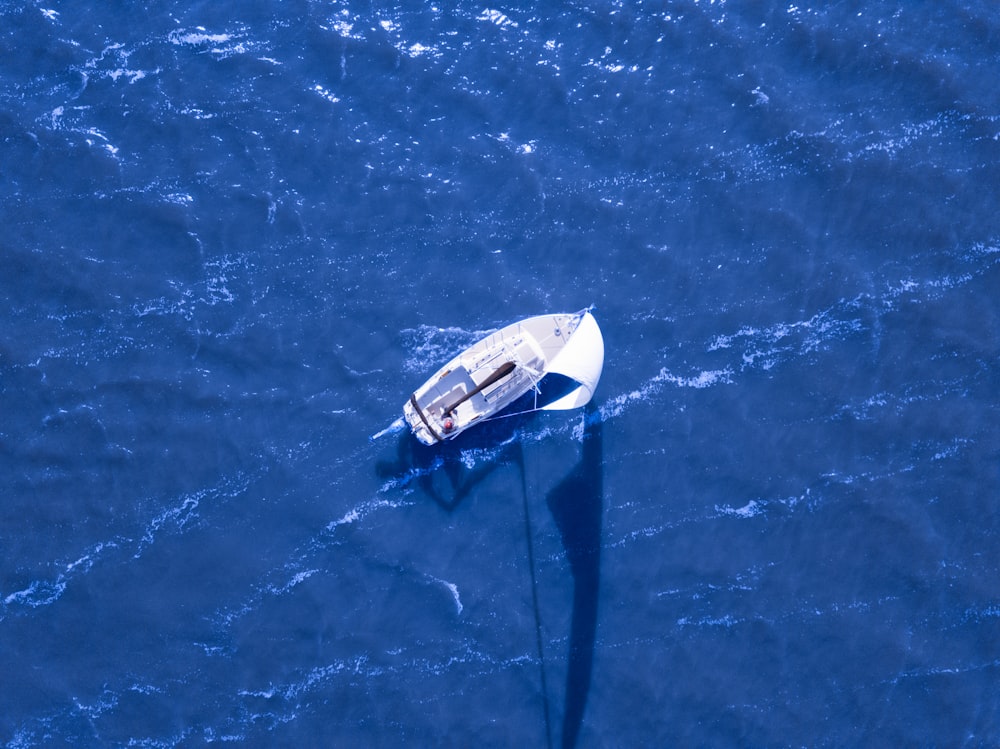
[1, 474, 250, 616]
[167, 27, 258, 59]
[886, 657, 1000, 686]
[169, 30, 235, 47]
[600, 366, 732, 421]
[478, 9, 518, 28]
[240, 641, 531, 710]
[214, 482, 416, 631]
[708, 306, 864, 366]
[676, 614, 743, 628]
[327, 497, 409, 530]
[426, 575, 463, 615]
[2, 540, 119, 615]
[609, 489, 816, 551]
[716, 500, 764, 518]
[268, 569, 318, 597]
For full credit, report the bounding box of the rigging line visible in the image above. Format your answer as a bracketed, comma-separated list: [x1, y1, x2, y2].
[481, 404, 545, 424]
[518, 440, 553, 749]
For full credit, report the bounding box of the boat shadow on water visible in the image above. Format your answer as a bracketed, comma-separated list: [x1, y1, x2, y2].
[374, 403, 604, 749]
[374, 409, 526, 509]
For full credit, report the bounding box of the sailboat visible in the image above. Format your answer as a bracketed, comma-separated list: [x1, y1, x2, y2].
[395, 308, 605, 445]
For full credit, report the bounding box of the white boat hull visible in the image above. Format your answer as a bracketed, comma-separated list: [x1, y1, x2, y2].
[402, 310, 604, 445]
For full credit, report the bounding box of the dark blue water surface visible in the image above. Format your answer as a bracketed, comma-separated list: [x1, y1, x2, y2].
[3, 1, 999, 746]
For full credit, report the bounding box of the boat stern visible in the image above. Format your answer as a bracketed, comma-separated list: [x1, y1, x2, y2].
[403, 395, 443, 446]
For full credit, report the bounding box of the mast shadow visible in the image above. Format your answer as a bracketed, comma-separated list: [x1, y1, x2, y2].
[373, 402, 604, 749]
[545, 404, 603, 749]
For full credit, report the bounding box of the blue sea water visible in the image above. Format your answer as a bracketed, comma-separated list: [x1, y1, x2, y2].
[2, 1, 999, 745]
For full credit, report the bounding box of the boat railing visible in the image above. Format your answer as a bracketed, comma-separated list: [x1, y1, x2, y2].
[483, 375, 522, 404]
[467, 338, 518, 373]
